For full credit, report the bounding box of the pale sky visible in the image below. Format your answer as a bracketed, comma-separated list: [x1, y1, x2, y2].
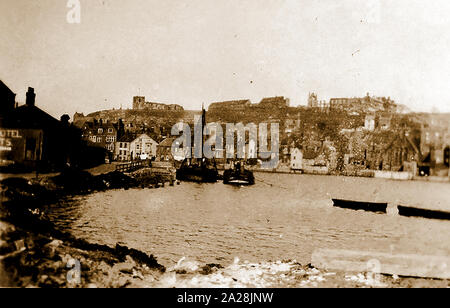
[1, 0, 450, 118]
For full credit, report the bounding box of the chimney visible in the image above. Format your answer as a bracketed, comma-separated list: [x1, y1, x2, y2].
[26, 87, 36, 107]
[60, 114, 70, 126]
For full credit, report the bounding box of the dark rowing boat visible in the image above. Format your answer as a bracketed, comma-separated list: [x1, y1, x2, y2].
[332, 198, 388, 213]
[397, 206, 450, 220]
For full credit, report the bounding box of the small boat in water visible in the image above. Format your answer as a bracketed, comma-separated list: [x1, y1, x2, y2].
[397, 205, 450, 220]
[176, 158, 219, 183]
[332, 198, 387, 213]
[223, 160, 255, 186]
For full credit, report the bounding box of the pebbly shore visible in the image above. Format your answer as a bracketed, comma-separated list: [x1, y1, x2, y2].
[0, 167, 169, 287]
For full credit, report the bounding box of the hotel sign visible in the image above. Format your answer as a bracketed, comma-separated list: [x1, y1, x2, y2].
[0, 129, 21, 152]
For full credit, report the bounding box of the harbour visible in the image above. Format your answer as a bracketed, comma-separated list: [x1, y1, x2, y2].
[42, 173, 450, 268]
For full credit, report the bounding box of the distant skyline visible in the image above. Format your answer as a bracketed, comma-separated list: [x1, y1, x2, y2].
[1, 0, 450, 118]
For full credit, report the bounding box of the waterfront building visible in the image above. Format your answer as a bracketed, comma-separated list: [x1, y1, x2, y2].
[81, 119, 124, 157]
[359, 131, 420, 172]
[419, 115, 450, 176]
[157, 137, 175, 161]
[0, 86, 85, 168]
[115, 134, 134, 161]
[156, 137, 187, 161]
[290, 147, 303, 171]
[130, 133, 158, 160]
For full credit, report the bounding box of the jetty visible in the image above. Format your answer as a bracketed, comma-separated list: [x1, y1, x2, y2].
[115, 160, 177, 187]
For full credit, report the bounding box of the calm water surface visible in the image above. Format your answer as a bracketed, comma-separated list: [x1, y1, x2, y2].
[44, 173, 450, 267]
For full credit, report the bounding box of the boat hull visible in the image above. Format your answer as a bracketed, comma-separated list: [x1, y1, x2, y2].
[397, 206, 450, 220]
[176, 167, 218, 183]
[223, 169, 255, 186]
[332, 198, 387, 213]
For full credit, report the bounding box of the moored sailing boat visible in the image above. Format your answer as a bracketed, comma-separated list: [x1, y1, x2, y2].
[175, 107, 219, 183]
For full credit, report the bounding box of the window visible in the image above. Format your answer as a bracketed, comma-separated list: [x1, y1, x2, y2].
[106, 136, 116, 143]
[98, 128, 103, 134]
[96, 136, 102, 143]
[108, 128, 113, 133]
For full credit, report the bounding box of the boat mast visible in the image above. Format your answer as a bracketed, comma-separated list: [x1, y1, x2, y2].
[201, 103, 206, 164]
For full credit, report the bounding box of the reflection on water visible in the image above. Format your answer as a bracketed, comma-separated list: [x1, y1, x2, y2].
[44, 173, 450, 267]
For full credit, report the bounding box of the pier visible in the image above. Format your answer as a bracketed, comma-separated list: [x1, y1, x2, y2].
[115, 160, 151, 173]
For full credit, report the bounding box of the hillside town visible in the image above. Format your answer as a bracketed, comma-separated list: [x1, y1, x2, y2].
[0, 82, 450, 177]
[0, 79, 449, 179]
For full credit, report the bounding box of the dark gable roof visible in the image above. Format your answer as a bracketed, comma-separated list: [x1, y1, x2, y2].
[118, 133, 135, 143]
[8, 104, 60, 130]
[258, 96, 289, 107]
[158, 137, 175, 147]
[0, 80, 15, 96]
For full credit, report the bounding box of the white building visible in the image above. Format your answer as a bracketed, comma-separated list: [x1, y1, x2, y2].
[364, 114, 375, 131]
[290, 148, 303, 171]
[130, 134, 158, 160]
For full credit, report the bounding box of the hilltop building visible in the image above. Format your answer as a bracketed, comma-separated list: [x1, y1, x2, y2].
[208, 100, 251, 112]
[207, 96, 289, 113]
[307, 92, 318, 108]
[330, 93, 396, 114]
[257, 96, 290, 109]
[132, 96, 183, 111]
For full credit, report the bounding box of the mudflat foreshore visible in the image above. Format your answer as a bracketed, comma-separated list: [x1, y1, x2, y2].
[0, 168, 449, 288]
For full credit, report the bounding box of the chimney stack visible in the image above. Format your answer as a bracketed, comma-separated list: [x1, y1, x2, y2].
[26, 87, 36, 107]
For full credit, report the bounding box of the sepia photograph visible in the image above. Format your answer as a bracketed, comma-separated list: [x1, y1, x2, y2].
[1, 0, 450, 295]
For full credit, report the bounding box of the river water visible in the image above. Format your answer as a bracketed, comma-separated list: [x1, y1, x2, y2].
[44, 173, 450, 267]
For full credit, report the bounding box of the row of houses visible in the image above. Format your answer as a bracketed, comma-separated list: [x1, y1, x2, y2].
[0, 81, 184, 169]
[79, 119, 179, 162]
[0, 81, 106, 170]
[307, 92, 396, 114]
